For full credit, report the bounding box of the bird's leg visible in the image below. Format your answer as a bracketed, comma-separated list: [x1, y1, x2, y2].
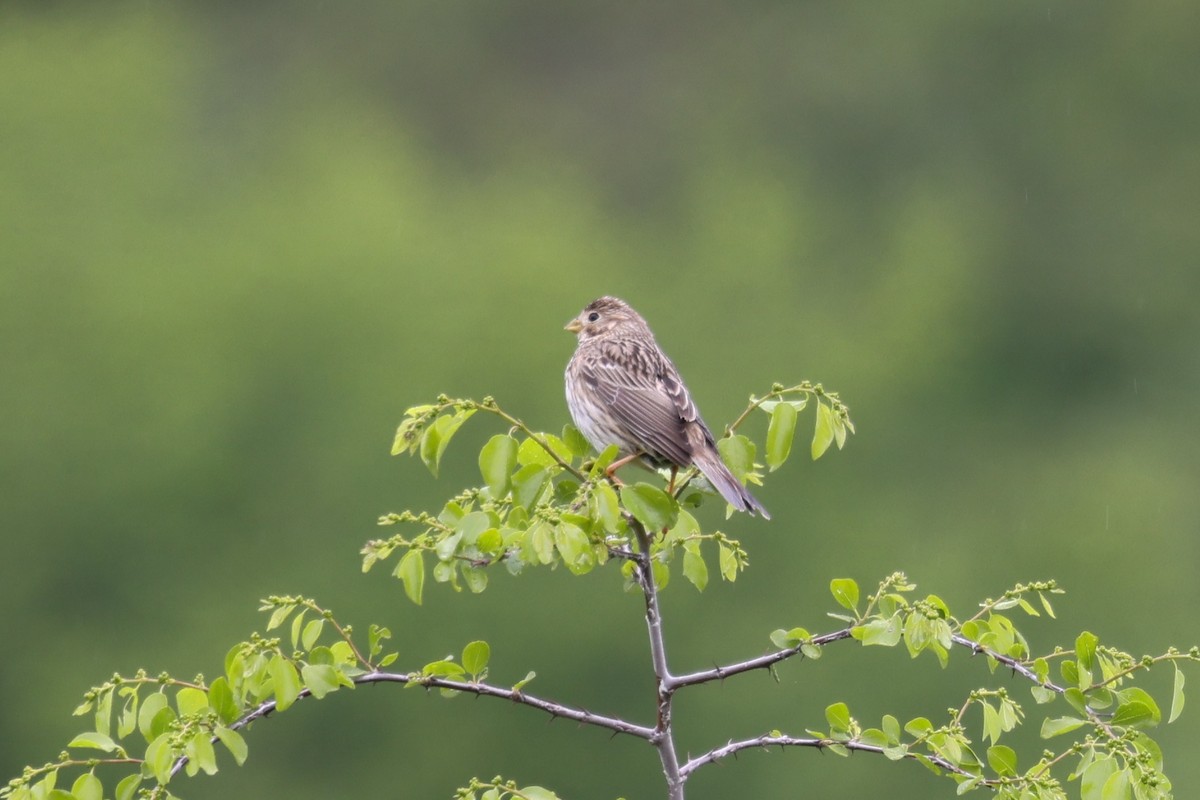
[604, 451, 643, 486]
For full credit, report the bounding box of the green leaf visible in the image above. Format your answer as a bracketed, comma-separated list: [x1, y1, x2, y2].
[986, 744, 1017, 776]
[1081, 756, 1117, 800]
[116, 686, 138, 739]
[1040, 716, 1086, 738]
[421, 660, 467, 681]
[825, 701, 851, 732]
[955, 776, 981, 796]
[67, 731, 118, 753]
[718, 542, 739, 582]
[905, 717, 933, 737]
[1111, 700, 1156, 729]
[619, 483, 679, 532]
[187, 731, 218, 776]
[300, 664, 343, 699]
[176, 686, 209, 716]
[462, 640, 490, 677]
[830, 578, 859, 611]
[1116, 687, 1161, 724]
[833, 412, 848, 449]
[553, 522, 594, 575]
[1030, 685, 1055, 704]
[982, 702, 1001, 744]
[855, 616, 903, 647]
[590, 482, 623, 533]
[138, 692, 172, 742]
[529, 521, 556, 565]
[115, 774, 142, 800]
[71, 771, 102, 800]
[562, 423, 590, 457]
[368, 624, 390, 658]
[145, 731, 175, 784]
[269, 654, 302, 711]
[289, 609, 307, 650]
[769, 627, 810, 649]
[860, 728, 888, 748]
[455, 511, 492, 544]
[301, 618, 324, 651]
[396, 549, 426, 605]
[420, 409, 476, 477]
[589, 443, 621, 477]
[516, 788, 561, 800]
[1101, 768, 1131, 800]
[517, 434, 571, 468]
[462, 565, 488, 593]
[882, 714, 901, 742]
[811, 402, 836, 460]
[716, 435, 754, 481]
[1076, 631, 1098, 671]
[512, 464, 549, 510]
[94, 681, 113, 736]
[512, 670, 537, 692]
[682, 547, 709, 592]
[1170, 664, 1185, 723]
[479, 434, 518, 499]
[758, 398, 807, 414]
[765, 401, 798, 471]
[266, 602, 296, 631]
[215, 726, 248, 766]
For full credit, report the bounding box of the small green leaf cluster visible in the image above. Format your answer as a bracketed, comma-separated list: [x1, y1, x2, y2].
[763, 575, 1199, 799]
[452, 775, 563, 800]
[1, 597, 387, 800]
[412, 640, 504, 697]
[367, 388, 847, 603]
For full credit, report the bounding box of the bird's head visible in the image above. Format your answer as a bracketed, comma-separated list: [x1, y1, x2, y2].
[565, 296, 648, 341]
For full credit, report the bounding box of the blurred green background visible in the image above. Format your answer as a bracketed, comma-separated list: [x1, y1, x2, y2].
[3, 2, 1198, 797]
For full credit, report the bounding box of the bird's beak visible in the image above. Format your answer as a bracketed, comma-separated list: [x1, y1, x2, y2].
[565, 318, 583, 334]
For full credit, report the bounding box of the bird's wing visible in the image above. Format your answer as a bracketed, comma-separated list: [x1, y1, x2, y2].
[579, 339, 695, 465]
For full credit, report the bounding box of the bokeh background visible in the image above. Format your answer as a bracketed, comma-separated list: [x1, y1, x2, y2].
[3, 2, 1198, 798]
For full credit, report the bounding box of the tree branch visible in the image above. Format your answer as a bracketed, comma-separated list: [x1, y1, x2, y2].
[668, 628, 855, 690]
[949, 634, 1063, 690]
[679, 732, 980, 782]
[629, 518, 685, 800]
[169, 669, 655, 780]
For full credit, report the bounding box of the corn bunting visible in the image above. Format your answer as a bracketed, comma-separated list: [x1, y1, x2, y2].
[564, 296, 769, 519]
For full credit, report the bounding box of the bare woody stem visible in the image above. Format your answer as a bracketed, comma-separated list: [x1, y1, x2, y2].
[667, 628, 855, 690]
[170, 671, 656, 780]
[629, 518, 685, 800]
[679, 733, 970, 779]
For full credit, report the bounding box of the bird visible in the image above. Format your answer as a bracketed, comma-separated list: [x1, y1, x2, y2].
[564, 296, 769, 519]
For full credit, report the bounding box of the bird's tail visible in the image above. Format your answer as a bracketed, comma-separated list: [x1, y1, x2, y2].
[692, 448, 770, 520]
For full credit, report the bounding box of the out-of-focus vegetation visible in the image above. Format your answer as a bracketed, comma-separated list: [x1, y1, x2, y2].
[2, 2, 1197, 798]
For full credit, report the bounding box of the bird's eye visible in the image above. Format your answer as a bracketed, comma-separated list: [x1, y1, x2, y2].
[587, 312, 600, 322]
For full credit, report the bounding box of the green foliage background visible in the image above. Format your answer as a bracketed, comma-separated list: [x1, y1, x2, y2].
[2, 2, 1197, 797]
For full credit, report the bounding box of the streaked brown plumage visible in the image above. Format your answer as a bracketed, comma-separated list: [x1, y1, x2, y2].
[564, 296, 769, 519]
